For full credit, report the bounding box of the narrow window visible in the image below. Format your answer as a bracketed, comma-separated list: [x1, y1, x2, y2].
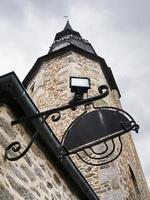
[30, 82, 35, 93]
[129, 165, 141, 199]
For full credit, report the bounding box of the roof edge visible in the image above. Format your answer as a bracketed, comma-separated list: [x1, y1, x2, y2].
[0, 72, 99, 200]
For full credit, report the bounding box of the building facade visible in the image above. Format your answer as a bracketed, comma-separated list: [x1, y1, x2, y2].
[0, 22, 149, 199]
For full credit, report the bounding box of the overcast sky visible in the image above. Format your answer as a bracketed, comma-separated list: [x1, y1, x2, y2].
[0, 0, 149, 188]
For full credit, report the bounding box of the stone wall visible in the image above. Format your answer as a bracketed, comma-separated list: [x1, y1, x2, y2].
[26, 51, 150, 199]
[0, 105, 79, 200]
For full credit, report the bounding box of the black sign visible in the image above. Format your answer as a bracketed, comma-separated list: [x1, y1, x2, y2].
[62, 108, 136, 154]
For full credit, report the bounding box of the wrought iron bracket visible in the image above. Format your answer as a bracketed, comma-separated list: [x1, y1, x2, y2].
[11, 85, 109, 125]
[4, 85, 109, 161]
[4, 84, 139, 165]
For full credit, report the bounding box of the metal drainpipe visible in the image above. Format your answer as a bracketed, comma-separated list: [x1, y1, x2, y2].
[2, 72, 100, 200]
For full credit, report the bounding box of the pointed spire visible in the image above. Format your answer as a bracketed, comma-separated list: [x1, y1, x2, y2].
[63, 20, 72, 31]
[49, 21, 96, 55]
[54, 21, 81, 41]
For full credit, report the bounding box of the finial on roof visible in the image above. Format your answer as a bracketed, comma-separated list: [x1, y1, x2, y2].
[63, 16, 72, 30]
[64, 16, 69, 20]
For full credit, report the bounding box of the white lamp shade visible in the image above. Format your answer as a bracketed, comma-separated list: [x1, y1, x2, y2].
[70, 77, 90, 88]
[70, 77, 91, 93]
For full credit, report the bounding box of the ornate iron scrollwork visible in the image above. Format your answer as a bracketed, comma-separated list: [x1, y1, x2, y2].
[4, 84, 139, 166]
[60, 106, 139, 166]
[76, 137, 123, 166]
[4, 114, 50, 161]
[51, 112, 61, 122]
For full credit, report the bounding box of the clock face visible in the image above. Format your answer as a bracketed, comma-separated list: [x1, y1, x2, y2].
[52, 42, 69, 51]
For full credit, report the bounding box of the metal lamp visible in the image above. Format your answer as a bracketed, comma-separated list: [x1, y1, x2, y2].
[70, 76, 91, 101]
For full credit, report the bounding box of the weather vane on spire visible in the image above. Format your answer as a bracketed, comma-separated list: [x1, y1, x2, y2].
[64, 16, 69, 22]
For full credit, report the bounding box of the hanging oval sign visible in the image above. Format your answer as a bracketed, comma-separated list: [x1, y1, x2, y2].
[62, 107, 139, 154]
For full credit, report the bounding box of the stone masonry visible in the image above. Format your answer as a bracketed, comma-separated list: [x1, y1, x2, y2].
[0, 105, 79, 200]
[26, 51, 150, 199]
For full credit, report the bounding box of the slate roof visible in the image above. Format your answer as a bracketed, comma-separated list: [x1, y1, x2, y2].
[63, 20, 72, 30]
[49, 21, 96, 54]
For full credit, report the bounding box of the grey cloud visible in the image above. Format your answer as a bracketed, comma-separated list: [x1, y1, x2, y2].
[0, 0, 26, 23]
[80, 0, 150, 33]
[104, 0, 150, 33]
[29, 0, 70, 17]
